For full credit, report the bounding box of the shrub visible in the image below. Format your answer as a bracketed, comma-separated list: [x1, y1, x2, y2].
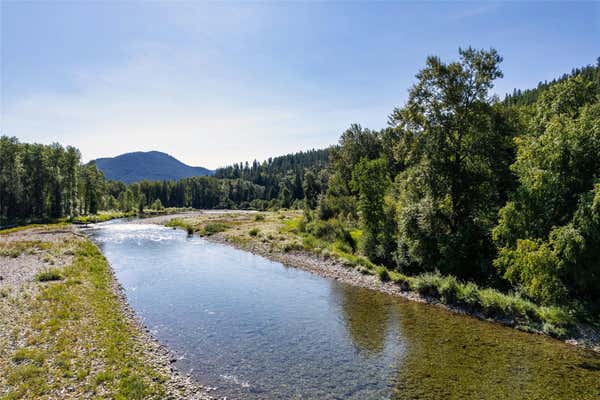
[377, 267, 391, 282]
[282, 242, 303, 253]
[321, 249, 333, 260]
[411, 273, 442, 297]
[36, 269, 63, 282]
[200, 223, 229, 236]
[301, 235, 318, 250]
[249, 228, 260, 236]
[538, 306, 574, 328]
[479, 288, 511, 317]
[150, 199, 164, 211]
[455, 282, 481, 307]
[438, 275, 459, 303]
[254, 214, 265, 221]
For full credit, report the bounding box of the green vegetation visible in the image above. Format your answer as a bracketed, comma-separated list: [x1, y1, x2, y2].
[1, 139, 328, 227]
[200, 223, 230, 236]
[249, 228, 260, 236]
[2, 48, 598, 338]
[70, 210, 134, 224]
[166, 218, 230, 237]
[215, 149, 329, 209]
[308, 50, 600, 330]
[1, 234, 168, 399]
[35, 269, 63, 282]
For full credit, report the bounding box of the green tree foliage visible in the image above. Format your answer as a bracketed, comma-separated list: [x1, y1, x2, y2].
[316, 50, 599, 312]
[351, 158, 394, 264]
[0, 137, 87, 224]
[493, 77, 600, 304]
[320, 124, 383, 219]
[214, 148, 329, 207]
[391, 47, 513, 279]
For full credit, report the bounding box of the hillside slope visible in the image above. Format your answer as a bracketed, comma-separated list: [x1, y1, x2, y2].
[94, 151, 213, 183]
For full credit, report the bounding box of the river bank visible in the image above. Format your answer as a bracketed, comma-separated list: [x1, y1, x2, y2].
[147, 211, 600, 353]
[0, 225, 213, 399]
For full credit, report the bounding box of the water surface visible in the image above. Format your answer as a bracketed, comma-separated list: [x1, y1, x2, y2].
[87, 221, 599, 399]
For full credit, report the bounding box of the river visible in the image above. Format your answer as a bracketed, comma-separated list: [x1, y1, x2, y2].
[86, 220, 599, 400]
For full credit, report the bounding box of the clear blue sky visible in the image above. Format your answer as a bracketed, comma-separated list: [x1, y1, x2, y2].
[1, 1, 598, 168]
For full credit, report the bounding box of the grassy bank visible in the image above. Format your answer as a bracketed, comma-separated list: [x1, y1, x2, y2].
[163, 211, 590, 342]
[0, 227, 182, 399]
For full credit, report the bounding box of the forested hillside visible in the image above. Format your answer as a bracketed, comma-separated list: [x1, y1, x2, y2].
[215, 149, 329, 207]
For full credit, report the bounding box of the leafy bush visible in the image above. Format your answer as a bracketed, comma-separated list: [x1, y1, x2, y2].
[249, 228, 260, 236]
[282, 242, 303, 253]
[200, 223, 229, 236]
[411, 273, 442, 297]
[455, 282, 481, 307]
[438, 275, 459, 303]
[377, 267, 391, 282]
[150, 199, 164, 210]
[36, 269, 63, 282]
[254, 214, 265, 221]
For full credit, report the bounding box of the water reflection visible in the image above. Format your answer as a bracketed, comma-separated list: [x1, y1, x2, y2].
[391, 302, 600, 399]
[332, 283, 395, 355]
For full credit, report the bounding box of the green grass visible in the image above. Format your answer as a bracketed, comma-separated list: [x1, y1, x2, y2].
[377, 267, 391, 282]
[0, 223, 70, 235]
[166, 218, 232, 237]
[71, 211, 134, 224]
[0, 240, 53, 258]
[249, 228, 260, 236]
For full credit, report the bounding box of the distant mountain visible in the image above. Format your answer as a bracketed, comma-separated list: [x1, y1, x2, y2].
[93, 151, 213, 183]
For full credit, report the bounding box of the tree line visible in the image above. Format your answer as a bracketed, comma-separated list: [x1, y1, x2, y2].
[0, 138, 106, 224]
[0, 140, 329, 225]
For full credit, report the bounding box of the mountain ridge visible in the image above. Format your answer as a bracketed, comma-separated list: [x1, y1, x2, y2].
[93, 151, 213, 183]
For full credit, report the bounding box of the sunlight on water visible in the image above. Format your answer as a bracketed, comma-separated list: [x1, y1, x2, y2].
[85, 222, 179, 244]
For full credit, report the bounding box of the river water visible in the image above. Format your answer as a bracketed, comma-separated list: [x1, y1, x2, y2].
[86, 221, 599, 400]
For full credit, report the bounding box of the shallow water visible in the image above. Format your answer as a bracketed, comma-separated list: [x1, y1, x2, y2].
[87, 221, 600, 399]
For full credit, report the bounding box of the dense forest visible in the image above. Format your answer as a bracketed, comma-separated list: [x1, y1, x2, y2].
[0, 138, 106, 222]
[309, 49, 599, 314]
[1, 49, 598, 316]
[214, 149, 329, 207]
